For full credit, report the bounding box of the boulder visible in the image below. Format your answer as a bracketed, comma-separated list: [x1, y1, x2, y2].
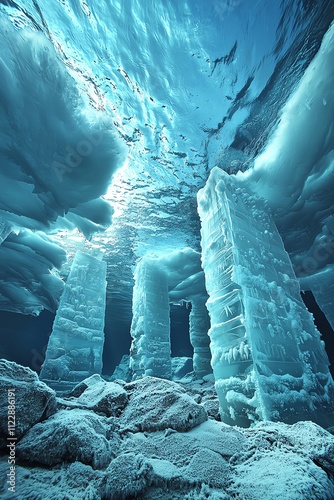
[104, 452, 152, 498]
[17, 409, 114, 468]
[0, 359, 56, 449]
[65, 374, 128, 416]
[120, 376, 207, 432]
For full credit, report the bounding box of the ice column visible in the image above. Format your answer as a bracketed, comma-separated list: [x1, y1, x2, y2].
[40, 251, 107, 389]
[130, 258, 171, 380]
[189, 299, 212, 377]
[197, 167, 334, 427]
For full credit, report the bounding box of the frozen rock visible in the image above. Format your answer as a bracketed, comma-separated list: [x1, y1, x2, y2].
[120, 376, 207, 432]
[183, 448, 229, 488]
[0, 359, 56, 449]
[16, 409, 114, 469]
[104, 453, 153, 499]
[0, 458, 104, 500]
[67, 373, 103, 397]
[73, 376, 128, 416]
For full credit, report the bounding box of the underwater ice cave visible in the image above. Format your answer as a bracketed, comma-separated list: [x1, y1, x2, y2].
[1, 1, 334, 499]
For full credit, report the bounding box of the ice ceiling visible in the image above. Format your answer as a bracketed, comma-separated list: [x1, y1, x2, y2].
[0, 0, 334, 323]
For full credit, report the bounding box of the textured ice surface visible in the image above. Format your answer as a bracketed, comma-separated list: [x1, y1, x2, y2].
[241, 22, 334, 280]
[197, 167, 334, 426]
[189, 298, 212, 378]
[0, 230, 65, 315]
[0, 19, 125, 232]
[0, 218, 12, 245]
[130, 250, 212, 381]
[0, 18, 124, 315]
[40, 251, 107, 387]
[130, 258, 171, 379]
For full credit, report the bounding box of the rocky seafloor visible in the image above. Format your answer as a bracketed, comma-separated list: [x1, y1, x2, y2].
[1, 359, 334, 500]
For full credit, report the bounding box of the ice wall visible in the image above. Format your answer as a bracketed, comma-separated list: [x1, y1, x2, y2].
[130, 258, 171, 379]
[40, 251, 107, 390]
[0, 230, 65, 315]
[301, 267, 334, 332]
[239, 22, 334, 279]
[197, 167, 334, 427]
[189, 298, 212, 378]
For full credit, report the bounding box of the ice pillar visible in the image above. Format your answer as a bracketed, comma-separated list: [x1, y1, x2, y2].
[189, 299, 212, 378]
[130, 258, 171, 380]
[40, 251, 107, 389]
[197, 167, 334, 427]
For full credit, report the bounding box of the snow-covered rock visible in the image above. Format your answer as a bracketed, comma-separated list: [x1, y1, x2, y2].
[1, 363, 333, 499]
[105, 452, 153, 499]
[0, 359, 56, 449]
[120, 376, 208, 432]
[0, 459, 105, 500]
[16, 409, 115, 469]
[64, 374, 128, 417]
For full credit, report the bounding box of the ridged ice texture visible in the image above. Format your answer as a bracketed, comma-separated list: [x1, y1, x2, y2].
[189, 298, 212, 378]
[303, 267, 334, 332]
[130, 259, 171, 380]
[0, 218, 12, 245]
[40, 251, 107, 386]
[197, 167, 334, 427]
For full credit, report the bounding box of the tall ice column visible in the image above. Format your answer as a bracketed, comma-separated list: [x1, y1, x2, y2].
[130, 258, 171, 380]
[197, 167, 334, 427]
[189, 299, 212, 378]
[40, 251, 107, 390]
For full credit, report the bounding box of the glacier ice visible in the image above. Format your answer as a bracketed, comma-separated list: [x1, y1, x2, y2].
[301, 267, 334, 332]
[0, 230, 65, 315]
[130, 249, 212, 381]
[0, 18, 125, 315]
[130, 258, 172, 380]
[197, 166, 334, 426]
[189, 298, 212, 378]
[240, 22, 334, 280]
[40, 251, 107, 390]
[0, 19, 125, 232]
